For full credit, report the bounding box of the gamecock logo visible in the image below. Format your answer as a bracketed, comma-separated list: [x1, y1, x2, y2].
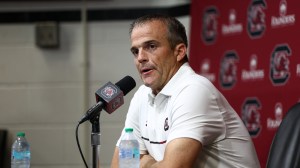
[242, 98, 262, 137]
[247, 0, 267, 38]
[202, 6, 218, 44]
[219, 51, 239, 89]
[270, 44, 291, 85]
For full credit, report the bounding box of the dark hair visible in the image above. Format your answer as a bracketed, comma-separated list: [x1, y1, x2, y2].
[129, 14, 189, 62]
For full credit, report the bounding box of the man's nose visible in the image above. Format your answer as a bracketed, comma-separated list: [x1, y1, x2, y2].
[137, 49, 148, 62]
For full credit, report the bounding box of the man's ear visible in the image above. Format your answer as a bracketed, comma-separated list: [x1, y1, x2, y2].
[175, 43, 187, 62]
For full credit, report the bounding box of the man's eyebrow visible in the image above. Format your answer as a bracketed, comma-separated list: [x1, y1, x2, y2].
[130, 40, 159, 51]
[130, 46, 137, 52]
[144, 40, 158, 45]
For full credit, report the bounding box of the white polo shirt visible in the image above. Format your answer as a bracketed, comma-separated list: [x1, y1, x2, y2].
[117, 63, 260, 168]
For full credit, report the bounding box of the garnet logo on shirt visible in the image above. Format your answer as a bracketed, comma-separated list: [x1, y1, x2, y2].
[164, 117, 169, 131]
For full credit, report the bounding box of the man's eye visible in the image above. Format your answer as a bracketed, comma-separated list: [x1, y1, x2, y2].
[148, 44, 157, 50]
[131, 49, 138, 56]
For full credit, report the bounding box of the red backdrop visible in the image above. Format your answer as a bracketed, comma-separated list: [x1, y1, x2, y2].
[189, 0, 300, 167]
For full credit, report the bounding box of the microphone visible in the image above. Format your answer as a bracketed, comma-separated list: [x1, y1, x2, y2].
[79, 76, 136, 124]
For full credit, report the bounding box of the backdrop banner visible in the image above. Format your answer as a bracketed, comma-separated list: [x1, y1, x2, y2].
[189, 0, 300, 167]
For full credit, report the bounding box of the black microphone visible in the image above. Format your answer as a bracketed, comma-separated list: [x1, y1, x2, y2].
[78, 76, 136, 124]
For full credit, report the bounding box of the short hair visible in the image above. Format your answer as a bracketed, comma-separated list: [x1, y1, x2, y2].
[129, 14, 188, 51]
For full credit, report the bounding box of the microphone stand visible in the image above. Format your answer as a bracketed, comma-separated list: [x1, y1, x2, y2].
[90, 113, 101, 168]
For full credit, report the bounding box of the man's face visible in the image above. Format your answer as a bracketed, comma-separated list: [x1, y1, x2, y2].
[130, 20, 180, 95]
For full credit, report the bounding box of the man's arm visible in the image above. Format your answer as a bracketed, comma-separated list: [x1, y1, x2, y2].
[111, 147, 119, 168]
[140, 137, 202, 168]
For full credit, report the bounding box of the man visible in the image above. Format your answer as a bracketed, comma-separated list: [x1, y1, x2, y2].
[111, 14, 260, 168]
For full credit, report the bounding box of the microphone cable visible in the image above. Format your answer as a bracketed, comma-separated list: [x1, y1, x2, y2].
[76, 123, 89, 168]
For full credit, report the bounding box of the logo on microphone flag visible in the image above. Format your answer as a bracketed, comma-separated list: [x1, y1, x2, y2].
[101, 85, 118, 99]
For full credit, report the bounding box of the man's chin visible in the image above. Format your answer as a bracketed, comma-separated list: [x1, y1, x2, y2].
[142, 80, 153, 88]
[142, 75, 157, 87]
[143, 82, 151, 87]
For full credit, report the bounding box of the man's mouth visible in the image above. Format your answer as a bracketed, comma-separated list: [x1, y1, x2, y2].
[141, 67, 153, 75]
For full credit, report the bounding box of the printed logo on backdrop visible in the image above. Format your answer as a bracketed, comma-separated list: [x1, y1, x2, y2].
[222, 9, 243, 36]
[271, 0, 295, 28]
[247, 0, 267, 39]
[270, 44, 291, 86]
[200, 59, 216, 82]
[267, 102, 283, 130]
[297, 64, 300, 77]
[242, 97, 262, 137]
[202, 6, 218, 45]
[241, 54, 265, 81]
[219, 51, 239, 89]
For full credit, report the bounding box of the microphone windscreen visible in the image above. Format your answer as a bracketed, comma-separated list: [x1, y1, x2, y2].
[115, 76, 136, 96]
